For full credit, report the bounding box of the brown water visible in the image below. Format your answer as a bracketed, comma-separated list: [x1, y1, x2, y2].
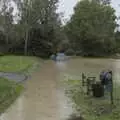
[0, 58, 120, 120]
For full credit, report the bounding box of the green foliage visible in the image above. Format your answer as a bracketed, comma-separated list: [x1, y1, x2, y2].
[65, 0, 117, 56]
[115, 31, 120, 53]
[0, 78, 23, 113]
[0, 0, 64, 58]
[0, 56, 39, 72]
[75, 50, 82, 56]
[0, 0, 118, 57]
[95, 0, 111, 5]
[65, 49, 75, 56]
[13, 0, 63, 56]
[0, 0, 14, 45]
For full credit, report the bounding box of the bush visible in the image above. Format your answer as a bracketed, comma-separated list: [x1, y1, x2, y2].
[75, 51, 82, 56]
[65, 49, 75, 56]
[0, 52, 4, 56]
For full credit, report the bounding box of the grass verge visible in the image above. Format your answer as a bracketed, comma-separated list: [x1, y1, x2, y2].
[64, 78, 120, 120]
[0, 55, 41, 72]
[0, 78, 23, 114]
[0, 55, 43, 114]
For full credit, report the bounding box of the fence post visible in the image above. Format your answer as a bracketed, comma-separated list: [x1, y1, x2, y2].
[87, 78, 90, 95]
[82, 73, 86, 86]
[110, 71, 114, 105]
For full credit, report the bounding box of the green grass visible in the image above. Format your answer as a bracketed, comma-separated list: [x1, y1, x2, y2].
[0, 55, 40, 72]
[64, 78, 120, 120]
[0, 56, 43, 114]
[0, 78, 23, 114]
[0, 55, 42, 113]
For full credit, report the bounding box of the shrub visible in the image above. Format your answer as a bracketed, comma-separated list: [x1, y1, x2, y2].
[65, 49, 75, 56]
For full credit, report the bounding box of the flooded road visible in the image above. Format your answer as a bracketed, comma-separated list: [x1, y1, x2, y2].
[0, 58, 120, 120]
[0, 61, 72, 120]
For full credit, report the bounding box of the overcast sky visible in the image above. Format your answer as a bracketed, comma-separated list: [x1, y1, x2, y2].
[58, 0, 120, 22]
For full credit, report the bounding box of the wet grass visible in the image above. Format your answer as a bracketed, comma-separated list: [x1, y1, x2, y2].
[0, 78, 23, 114]
[64, 77, 120, 120]
[0, 55, 43, 114]
[0, 55, 41, 72]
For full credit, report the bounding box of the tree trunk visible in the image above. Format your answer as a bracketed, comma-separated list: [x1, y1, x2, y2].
[6, 33, 9, 45]
[24, 30, 29, 55]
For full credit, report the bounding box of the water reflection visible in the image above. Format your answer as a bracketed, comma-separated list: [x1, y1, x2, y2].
[55, 61, 67, 72]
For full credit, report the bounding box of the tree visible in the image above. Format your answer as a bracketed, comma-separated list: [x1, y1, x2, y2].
[95, 0, 111, 5]
[115, 31, 120, 53]
[14, 0, 62, 57]
[0, 0, 14, 45]
[65, 0, 117, 56]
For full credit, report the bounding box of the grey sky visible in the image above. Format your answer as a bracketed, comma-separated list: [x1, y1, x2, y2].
[58, 0, 120, 22]
[58, 0, 78, 21]
[112, 0, 120, 16]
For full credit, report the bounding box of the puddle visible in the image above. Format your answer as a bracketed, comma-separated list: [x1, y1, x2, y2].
[0, 72, 27, 82]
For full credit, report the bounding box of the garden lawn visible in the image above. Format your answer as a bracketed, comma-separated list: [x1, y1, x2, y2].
[0, 78, 23, 114]
[0, 56, 40, 72]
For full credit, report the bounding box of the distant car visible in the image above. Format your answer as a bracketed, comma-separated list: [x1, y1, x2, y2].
[56, 53, 66, 61]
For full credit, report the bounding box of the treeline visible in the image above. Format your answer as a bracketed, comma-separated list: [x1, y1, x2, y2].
[0, 0, 66, 58]
[0, 0, 120, 58]
[64, 0, 120, 57]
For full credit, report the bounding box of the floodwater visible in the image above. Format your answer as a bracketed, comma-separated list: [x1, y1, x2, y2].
[0, 72, 27, 83]
[0, 58, 120, 120]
